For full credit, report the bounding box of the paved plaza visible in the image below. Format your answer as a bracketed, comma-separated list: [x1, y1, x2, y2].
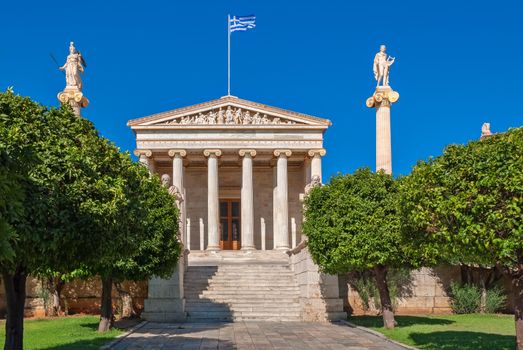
[109, 321, 406, 350]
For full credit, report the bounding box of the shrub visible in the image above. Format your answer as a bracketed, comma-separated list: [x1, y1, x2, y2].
[449, 282, 481, 314]
[485, 286, 507, 313]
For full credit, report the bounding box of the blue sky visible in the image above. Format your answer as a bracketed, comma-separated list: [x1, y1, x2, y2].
[1, 0, 521, 180]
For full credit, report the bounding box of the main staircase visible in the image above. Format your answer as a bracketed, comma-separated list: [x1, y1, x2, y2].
[184, 251, 302, 321]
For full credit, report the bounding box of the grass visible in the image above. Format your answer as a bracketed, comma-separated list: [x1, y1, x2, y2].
[349, 314, 514, 350]
[0, 315, 123, 350]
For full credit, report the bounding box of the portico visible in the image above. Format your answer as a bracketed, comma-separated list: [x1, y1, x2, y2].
[130, 96, 330, 252]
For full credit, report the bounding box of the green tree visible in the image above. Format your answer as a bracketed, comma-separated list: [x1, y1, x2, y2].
[401, 127, 523, 348]
[303, 168, 413, 328]
[91, 162, 181, 332]
[0, 91, 145, 350]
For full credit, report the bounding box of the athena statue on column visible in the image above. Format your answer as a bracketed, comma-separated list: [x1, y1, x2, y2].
[60, 42, 86, 91]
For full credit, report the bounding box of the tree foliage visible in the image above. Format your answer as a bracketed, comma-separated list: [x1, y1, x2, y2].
[401, 127, 523, 348]
[303, 168, 408, 272]
[401, 127, 523, 268]
[303, 168, 413, 328]
[0, 90, 182, 347]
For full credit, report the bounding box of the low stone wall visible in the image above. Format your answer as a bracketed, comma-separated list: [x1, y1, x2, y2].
[288, 241, 346, 321]
[0, 276, 147, 318]
[342, 266, 514, 315]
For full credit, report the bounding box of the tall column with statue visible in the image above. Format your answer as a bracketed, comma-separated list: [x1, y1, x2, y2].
[366, 45, 399, 175]
[57, 42, 89, 116]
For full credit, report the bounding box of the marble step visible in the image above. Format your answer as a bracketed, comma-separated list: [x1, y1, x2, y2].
[186, 310, 301, 318]
[186, 305, 301, 313]
[185, 298, 300, 304]
[186, 285, 298, 290]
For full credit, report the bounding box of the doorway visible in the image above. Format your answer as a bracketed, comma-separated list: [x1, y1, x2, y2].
[219, 199, 241, 250]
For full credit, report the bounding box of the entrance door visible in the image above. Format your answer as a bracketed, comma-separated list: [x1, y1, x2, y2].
[220, 200, 241, 250]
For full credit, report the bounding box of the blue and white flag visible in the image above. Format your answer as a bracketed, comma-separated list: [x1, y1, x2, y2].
[229, 15, 256, 32]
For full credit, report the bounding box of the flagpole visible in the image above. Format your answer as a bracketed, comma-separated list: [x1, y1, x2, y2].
[227, 14, 231, 96]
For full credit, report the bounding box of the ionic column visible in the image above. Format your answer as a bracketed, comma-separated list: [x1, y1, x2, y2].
[366, 87, 399, 175]
[273, 149, 292, 250]
[308, 149, 326, 183]
[239, 149, 256, 250]
[169, 149, 187, 242]
[204, 149, 222, 250]
[168, 149, 186, 191]
[134, 149, 155, 174]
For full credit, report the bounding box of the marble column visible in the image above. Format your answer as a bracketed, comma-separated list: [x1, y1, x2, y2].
[168, 150, 186, 191]
[204, 149, 221, 250]
[239, 149, 256, 250]
[168, 149, 186, 242]
[366, 86, 399, 175]
[308, 149, 326, 183]
[273, 149, 292, 250]
[134, 150, 155, 174]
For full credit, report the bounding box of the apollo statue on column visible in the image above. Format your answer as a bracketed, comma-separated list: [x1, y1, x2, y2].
[373, 44, 395, 87]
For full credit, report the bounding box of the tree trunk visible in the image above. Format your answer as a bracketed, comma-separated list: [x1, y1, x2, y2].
[373, 265, 396, 329]
[460, 264, 473, 285]
[479, 273, 487, 313]
[512, 272, 523, 350]
[98, 276, 113, 333]
[3, 270, 27, 350]
[46, 276, 65, 316]
[114, 282, 135, 319]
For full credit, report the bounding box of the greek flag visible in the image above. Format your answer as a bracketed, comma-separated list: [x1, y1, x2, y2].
[229, 15, 256, 32]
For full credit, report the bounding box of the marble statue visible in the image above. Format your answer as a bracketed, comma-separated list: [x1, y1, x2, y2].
[217, 108, 225, 124]
[243, 111, 252, 124]
[208, 110, 217, 124]
[481, 123, 492, 139]
[234, 108, 242, 124]
[225, 106, 234, 124]
[373, 44, 395, 87]
[60, 42, 85, 90]
[304, 175, 322, 196]
[161, 174, 171, 188]
[161, 174, 183, 209]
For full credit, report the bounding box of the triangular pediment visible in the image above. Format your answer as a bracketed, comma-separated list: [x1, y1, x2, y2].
[127, 96, 331, 128]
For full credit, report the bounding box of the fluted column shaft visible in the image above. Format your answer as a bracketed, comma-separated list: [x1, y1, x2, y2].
[240, 150, 256, 250]
[169, 149, 186, 243]
[308, 149, 326, 183]
[204, 149, 221, 250]
[274, 150, 291, 250]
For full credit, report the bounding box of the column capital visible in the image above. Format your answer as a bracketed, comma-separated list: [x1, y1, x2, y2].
[239, 149, 257, 157]
[133, 149, 153, 158]
[307, 149, 326, 158]
[273, 149, 292, 158]
[168, 149, 187, 158]
[366, 87, 400, 108]
[203, 149, 222, 157]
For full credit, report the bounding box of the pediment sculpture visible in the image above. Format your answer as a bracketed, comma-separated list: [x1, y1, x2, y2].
[157, 106, 300, 126]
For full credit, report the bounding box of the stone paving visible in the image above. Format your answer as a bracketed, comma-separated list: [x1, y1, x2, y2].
[109, 321, 406, 350]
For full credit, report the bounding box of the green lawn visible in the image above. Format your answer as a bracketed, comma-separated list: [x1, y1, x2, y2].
[349, 314, 514, 350]
[0, 316, 123, 350]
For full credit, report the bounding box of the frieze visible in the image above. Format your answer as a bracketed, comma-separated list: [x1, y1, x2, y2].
[154, 106, 301, 126]
[137, 140, 323, 149]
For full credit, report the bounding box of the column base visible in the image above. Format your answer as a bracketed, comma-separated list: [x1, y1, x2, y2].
[275, 246, 290, 251]
[240, 246, 256, 251]
[206, 246, 221, 251]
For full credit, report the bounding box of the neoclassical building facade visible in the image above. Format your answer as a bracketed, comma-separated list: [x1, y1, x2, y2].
[128, 96, 346, 322]
[129, 96, 329, 252]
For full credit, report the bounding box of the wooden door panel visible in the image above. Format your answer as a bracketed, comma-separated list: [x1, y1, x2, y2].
[219, 199, 241, 250]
